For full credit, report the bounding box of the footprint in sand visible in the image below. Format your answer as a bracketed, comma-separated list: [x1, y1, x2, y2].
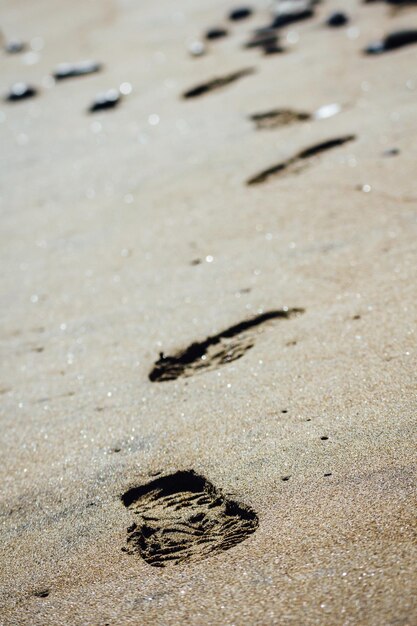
[121, 470, 258, 567]
[148, 308, 304, 382]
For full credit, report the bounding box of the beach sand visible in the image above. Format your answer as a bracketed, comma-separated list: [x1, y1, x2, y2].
[0, 0, 416, 624]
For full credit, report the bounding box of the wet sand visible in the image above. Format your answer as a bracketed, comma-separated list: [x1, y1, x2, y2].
[0, 0, 416, 624]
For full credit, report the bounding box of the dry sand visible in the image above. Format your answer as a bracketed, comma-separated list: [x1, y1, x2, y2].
[0, 0, 416, 624]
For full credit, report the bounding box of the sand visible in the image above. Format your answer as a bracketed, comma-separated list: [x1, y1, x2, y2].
[0, 0, 416, 624]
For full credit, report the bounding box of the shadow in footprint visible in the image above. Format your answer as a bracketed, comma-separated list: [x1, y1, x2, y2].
[149, 308, 305, 382]
[247, 135, 355, 185]
[121, 470, 258, 567]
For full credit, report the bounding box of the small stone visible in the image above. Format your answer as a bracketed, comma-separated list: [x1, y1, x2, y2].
[271, 0, 315, 29]
[244, 30, 279, 49]
[53, 60, 102, 80]
[89, 89, 120, 113]
[262, 41, 284, 54]
[5, 39, 26, 54]
[205, 27, 228, 40]
[229, 7, 253, 21]
[314, 102, 342, 120]
[326, 12, 349, 27]
[6, 82, 37, 102]
[188, 41, 206, 57]
[365, 30, 417, 54]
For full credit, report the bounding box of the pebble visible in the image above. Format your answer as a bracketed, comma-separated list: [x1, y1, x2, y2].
[5, 39, 26, 54]
[188, 41, 206, 57]
[205, 27, 228, 40]
[89, 89, 120, 113]
[54, 60, 102, 80]
[326, 12, 349, 27]
[365, 30, 417, 54]
[244, 30, 279, 49]
[5, 82, 37, 102]
[271, 0, 314, 29]
[228, 7, 253, 21]
[314, 102, 342, 120]
[262, 41, 284, 54]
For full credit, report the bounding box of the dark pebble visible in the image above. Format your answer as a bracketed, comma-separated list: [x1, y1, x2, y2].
[386, 0, 417, 4]
[365, 29, 417, 54]
[5, 40, 26, 54]
[326, 11, 349, 27]
[89, 89, 120, 113]
[205, 27, 228, 40]
[262, 42, 285, 54]
[271, 8, 314, 29]
[244, 30, 278, 49]
[54, 60, 102, 80]
[229, 7, 253, 21]
[383, 148, 400, 156]
[6, 82, 37, 102]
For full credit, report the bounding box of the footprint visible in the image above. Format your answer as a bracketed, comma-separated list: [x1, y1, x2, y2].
[247, 135, 355, 185]
[149, 308, 304, 382]
[182, 68, 255, 99]
[250, 108, 310, 130]
[121, 470, 258, 567]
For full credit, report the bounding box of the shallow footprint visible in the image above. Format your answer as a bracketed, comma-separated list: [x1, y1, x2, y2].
[121, 470, 259, 567]
[149, 308, 304, 382]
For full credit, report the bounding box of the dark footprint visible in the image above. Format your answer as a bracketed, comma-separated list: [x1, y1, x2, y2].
[365, 30, 417, 54]
[121, 470, 258, 567]
[250, 108, 310, 130]
[247, 135, 355, 185]
[53, 60, 102, 80]
[149, 308, 304, 382]
[182, 68, 255, 99]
